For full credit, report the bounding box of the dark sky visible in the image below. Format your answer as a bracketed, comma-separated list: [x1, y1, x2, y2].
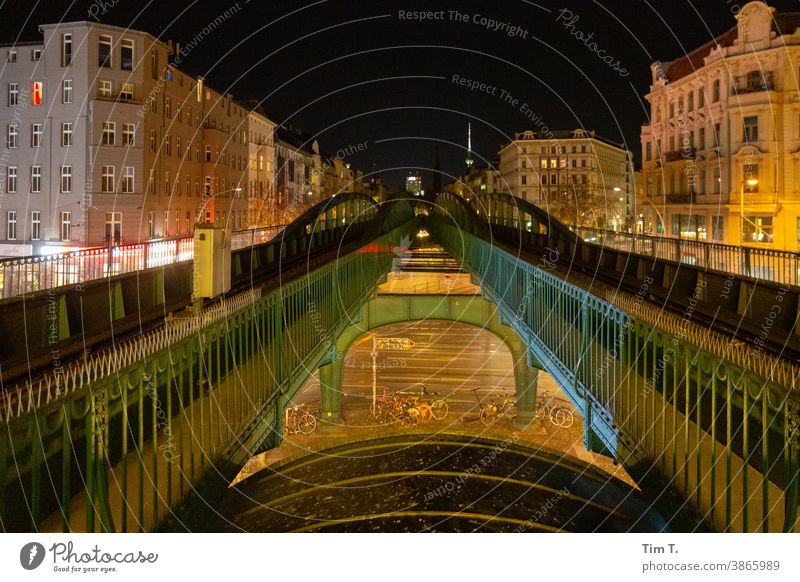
[2, 0, 798, 190]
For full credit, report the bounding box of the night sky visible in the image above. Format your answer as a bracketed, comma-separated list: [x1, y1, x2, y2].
[2, 0, 797, 189]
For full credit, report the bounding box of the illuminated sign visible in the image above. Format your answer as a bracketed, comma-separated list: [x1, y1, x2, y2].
[32, 82, 43, 105]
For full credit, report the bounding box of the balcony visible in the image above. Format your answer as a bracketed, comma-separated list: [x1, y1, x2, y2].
[662, 149, 696, 163]
[731, 72, 774, 95]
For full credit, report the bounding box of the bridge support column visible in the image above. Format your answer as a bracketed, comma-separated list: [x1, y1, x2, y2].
[513, 352, 540, 425]
[319, 356, 345, 428]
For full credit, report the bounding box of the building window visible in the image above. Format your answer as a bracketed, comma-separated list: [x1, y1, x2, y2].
[8, 83, 18, 106]
[713, 123, 721, 147]
[31, 81, 43, 105]
[712, 216, 724, 242]
[62, 33, 72, 67]
[521, 175, 527, 186]
[101, 166, 115, 192]
[30, 166, 41, 192]
[163, 211, 169, 235]
[123, 123, 135, 146]
[185, 174, 190, 196]
[31, 211, 40, 240]
[176, 137, 182, 157]
[743, 164, 759, 191]
[7, 166, 17, 193]
[121, 166, 134, 193]
[102, 121, 115, 145]
[743, 215, 773, 243]
[671, 214, 707, 240]
[185, 211, 190, 233]
[32, 48, 41, 61]
[6, 125, 19, 149]
[105, 212, 121, 245]
[165, 134, 171, 155]
[61, 122, 73, 146]
[743, 116, 759, 143]
[164, 170, 170, 195]
[149, 129, 156, 152]
[7, 211, 17, 240]
[7, 50, 17, 63]
[713, 79, 720, 102]
[148, 211, 155, 238]
[121, 39, 134, 70]
[60, 165, 72, 193]
[165, 97, 171, 118]
[98, 80, 112, 98]
[62, 79, 73, 103]
[31, 123, 42, 147]
[205, 145, 212, 162]
[699, 127, 705, 150]
[646, 142, 652, 161]
[99, 35, 112, 68]
[687, 91, 694, 112]
[119, 83, 133, 101]
[60, 212, 71, 241]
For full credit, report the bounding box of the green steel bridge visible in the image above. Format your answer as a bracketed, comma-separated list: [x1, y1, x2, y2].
[1, 191, 798, 533]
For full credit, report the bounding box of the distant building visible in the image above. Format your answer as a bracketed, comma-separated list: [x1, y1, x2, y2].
[498, 129, 633, 229]
[0, 21, 268, 256]
[405, 172, 423, 197]
[274, 124, 320, 222]
[640, 1, 800, 249]
[240, 102, 277, 228]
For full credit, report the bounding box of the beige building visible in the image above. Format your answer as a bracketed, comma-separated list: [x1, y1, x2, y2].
[640, 1, 800, 248]
[241, 103, 276, 227]
[322, 154, 363, 199]
[498, 129, 633, 229]
[0, 21, 264, 256]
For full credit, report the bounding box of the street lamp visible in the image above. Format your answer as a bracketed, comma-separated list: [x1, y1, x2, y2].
[739, 178, 759, 244]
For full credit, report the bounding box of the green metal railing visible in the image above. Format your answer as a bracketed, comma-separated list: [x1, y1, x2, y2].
[0, 223, 410, 532]
[432, 220, 800, 533]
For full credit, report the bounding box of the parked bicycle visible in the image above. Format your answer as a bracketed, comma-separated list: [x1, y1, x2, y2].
[535, 399, 575, 429]
[283, 404, 317, 435]
[479, 393, 519, 426]
[419, 385, 448, 420]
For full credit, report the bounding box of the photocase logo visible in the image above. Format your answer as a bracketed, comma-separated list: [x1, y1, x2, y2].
[20, 542, 46, 570]
[392, 234, 413, 276]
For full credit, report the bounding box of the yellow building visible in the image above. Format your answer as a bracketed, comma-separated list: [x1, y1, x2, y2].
[640, 1, 800, 249]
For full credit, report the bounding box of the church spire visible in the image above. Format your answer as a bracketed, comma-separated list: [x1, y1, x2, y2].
[466, 123, 474, 171]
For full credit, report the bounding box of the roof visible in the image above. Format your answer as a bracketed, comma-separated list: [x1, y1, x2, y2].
[662, 9, 800, 83]
[275, 124, 316, 156]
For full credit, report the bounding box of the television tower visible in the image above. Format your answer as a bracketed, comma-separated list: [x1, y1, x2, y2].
[465, 123, 474, 171]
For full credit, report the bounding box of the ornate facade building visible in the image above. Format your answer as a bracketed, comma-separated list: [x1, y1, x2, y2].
[640, 1, 800, 249]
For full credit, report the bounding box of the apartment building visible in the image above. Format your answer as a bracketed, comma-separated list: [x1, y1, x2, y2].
[0, 21, 256, 256]
[274, 124, 320, 222]
[322, 153, 364, 199]
[241, 103, 276, 227]
[640, 1, 800, 248]
[498, 129, 634, 229]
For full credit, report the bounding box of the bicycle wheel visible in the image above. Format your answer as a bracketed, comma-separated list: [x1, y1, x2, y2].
[417, 403, 433, 423]
[504, 402, 519, 419]
[430, 399, 448, 420]
[555, 408, 574, 429]
[535, 404, 547, 421]
[480, 407, 496, 427]
[299, 414, 317, 435]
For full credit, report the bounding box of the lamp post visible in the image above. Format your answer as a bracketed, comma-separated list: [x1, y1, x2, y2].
[739, 178, 759, 244]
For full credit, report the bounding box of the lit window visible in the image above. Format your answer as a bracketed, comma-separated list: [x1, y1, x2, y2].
[31, 82, 43, 105]
[105, 212, 121, 245]
[98, 80, 112, 98]
[120, 83, 133, 101]
[32, 49, 41, 61]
